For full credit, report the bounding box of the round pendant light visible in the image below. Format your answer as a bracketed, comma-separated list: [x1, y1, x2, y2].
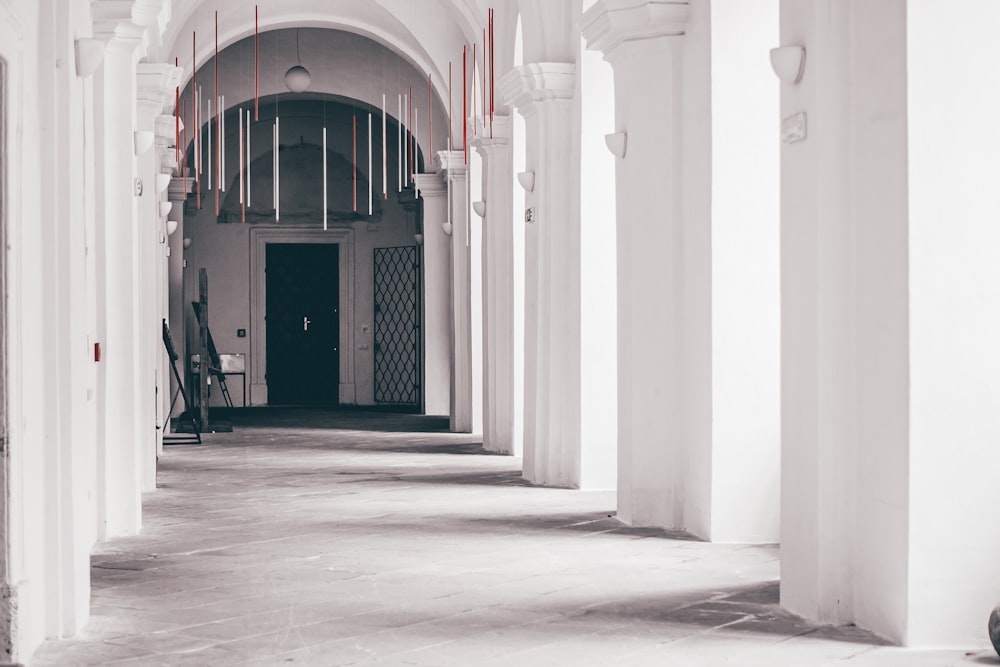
[284, 65, 311, 92]
[284, 29, 310, 92]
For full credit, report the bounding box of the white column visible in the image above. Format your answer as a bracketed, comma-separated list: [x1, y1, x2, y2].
[501, 63, 592, 487]
[472, 116, 517, 454]
[583, 0, 780, 540]
[414, 171, 451, 416]
[92, 24, 146, 539]
[438, 151, 473, 433]
[154, 114, 176, 456]
[136, 64, 180, 490]
[583, 9, 687, 524]
[778, 0, 906, 641]
[166, 178, 189, 420]
[33, 0, 94, 638]
[777, 0, 1000, 648]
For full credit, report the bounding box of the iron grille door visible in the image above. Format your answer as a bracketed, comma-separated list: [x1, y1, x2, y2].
[373, 246, 421, 406]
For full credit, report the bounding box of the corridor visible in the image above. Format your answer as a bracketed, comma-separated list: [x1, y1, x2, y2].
[31, 411, 990, 666]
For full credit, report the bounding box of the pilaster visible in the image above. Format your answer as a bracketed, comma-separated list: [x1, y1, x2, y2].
[90, 7, 149, 540]
[414, 172, 451, 417]
[583, 0, 696, 531]
[136, 64, 180, 489]
[501, 62, 585, 487]
[437, 151, 473, 433]
[166, 177, 190, 424]
[472, 116, 517, 455]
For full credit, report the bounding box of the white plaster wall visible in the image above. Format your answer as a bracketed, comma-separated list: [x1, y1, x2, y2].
[907, 0, 1000, 647]
[708, 0, 780, 543]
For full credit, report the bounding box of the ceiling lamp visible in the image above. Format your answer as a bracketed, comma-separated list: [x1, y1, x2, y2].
[284, 29, 311, 92]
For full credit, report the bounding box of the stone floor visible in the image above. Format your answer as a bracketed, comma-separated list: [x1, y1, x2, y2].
[31, 409, 996, 666]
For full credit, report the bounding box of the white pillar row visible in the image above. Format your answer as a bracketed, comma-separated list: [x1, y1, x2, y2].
[582, 0, 780, 539]
[136, 64, 179, 490]
[471, 115, 517, 455]
[437, 151, 473, 433]
[779, 0, 1000, 648]
[414, 171, 451, 417]
[502, 63, 600, 488]
[91, 20, 147, 539]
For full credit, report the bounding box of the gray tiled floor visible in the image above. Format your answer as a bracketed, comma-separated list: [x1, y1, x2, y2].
[30, 409, 997, 666]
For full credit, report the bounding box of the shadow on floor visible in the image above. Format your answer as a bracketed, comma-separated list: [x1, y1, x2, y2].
[561, 581, 892, 646]
[226, 406, 453, 433]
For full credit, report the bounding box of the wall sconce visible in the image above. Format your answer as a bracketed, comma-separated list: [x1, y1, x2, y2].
[441, 222, 454, 236]
[605, 132, 627, 159]
[769, 45, 806, 85]
[183, 237, 193, 249]
[517, 171, 535, 193]
[165, 219, 178, 236]
[134, 131, 155, 155]
[74, 38, 105, 78]
[158, 201, 173, 218]
[472, 201, 486, 218]
[156, 173, 172, 193]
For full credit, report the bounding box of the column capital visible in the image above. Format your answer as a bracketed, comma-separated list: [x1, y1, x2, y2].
[471, 115, 513, 156]
[137, 63, 182, 117]
[92, 0, 170, 53]
[582, 0, 690, 60]
[500, 63, 575, 116]
[435, 150, 468, 181]
[414, 173, 447, 199]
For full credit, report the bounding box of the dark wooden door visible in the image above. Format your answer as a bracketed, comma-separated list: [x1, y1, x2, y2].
[265, 243, 339, 405]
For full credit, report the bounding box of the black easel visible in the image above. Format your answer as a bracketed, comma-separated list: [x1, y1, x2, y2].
[190, 301, 234, 408]
[162, 320, 202, 444]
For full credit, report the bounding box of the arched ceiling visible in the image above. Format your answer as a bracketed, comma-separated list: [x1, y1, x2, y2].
[158, 0, 504, 100]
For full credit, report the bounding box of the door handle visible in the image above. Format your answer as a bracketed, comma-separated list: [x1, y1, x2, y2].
[303, 316, 311, 331]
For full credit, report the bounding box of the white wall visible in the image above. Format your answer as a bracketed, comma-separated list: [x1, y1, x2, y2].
[708, 0, 780, 542]
[907, 0, 1000, 647]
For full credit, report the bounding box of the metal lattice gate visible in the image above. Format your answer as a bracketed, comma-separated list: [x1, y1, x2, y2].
[373, 246, 421, 406]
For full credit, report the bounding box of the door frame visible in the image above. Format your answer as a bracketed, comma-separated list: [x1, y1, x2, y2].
[249, 226, 355, 405]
